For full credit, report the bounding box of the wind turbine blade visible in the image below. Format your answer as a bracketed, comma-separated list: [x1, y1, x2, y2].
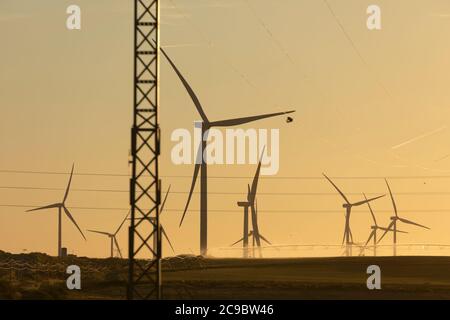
[26, 203, 61, 212]
[385, 179, 398, 216]
[363, 193, 377, 225]
[259, 234, 272, 245]
[179, 163, 201, 227]
[378, 226, 408, 234]
[398, 217, 430, 230]
[160, 47, 209, 123]
[322, 173, 350, 204]
[63, 163, 75, 203]
[162, 227, 175, 253]
[160, 185, 171, 214]
[87, 230, 111, 236]
[249, 147, 265, 203]
[113, 236, 122, 258]
[364, 231, 375, 248]
[353, 194, 385, 207]
[377, 221, 394, 244]
[63, 206, 86, 240]
[230, 237, 244, 246]
[114, 210, 130, 235]
[210, 110, 295, 127]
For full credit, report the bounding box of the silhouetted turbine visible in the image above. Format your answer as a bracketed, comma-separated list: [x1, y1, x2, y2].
[160, 46, 295, 256]
[323, 173, 385, 256]
[231, 200, 271, 258]
[87, 211, 129, 258]
[360, 193, 407, 256]
[377, 179, 430, 255]
[236, 149, 266, 257]
[233, 165, 271, 259]
[26, 164, 86, 257]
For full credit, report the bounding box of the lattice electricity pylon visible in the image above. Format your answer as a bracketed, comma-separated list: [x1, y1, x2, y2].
[127, 0, 162, 300]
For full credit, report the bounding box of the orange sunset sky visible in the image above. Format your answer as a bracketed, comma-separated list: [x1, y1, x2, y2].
[1, 0, 450, 258]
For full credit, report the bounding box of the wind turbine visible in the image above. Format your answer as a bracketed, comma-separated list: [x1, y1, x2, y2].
[87, 211, 129, 258]
[377, 179, 430, 256]
[26, 164, 86, 257]
[322, 173, 385, 256]
[232, 198, 271, 257]
[236, 149, 266, 257]
[360, 193, 407, 256]
[160, 47, 295, 256]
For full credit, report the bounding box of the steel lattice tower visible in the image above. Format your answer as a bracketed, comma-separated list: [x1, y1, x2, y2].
[127, 0, 161, 300]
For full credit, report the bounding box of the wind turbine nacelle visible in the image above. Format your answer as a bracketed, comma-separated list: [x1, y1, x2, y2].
[343, 203, 351, 209]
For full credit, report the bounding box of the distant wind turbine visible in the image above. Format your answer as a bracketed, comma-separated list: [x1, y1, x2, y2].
[26, 164, 86, 257]
[160, 46, 295, 256]
[233, 151, 271, 257]
[87, 211, 129, 258]
[323, 173, 385, 256]
[232, 199, 271, 257]
[377, 179, 430, 256]
[360, 193, 407, 256]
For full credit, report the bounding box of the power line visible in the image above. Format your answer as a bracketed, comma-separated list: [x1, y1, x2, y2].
[0, 186, 127, 193]
[0, 169, 129, 177]
[0, 204, 448, 214]
[3, 169, 450, 180]
[1, 185, 450, 197]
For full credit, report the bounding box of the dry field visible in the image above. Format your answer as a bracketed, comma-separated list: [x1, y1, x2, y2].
[1, 251, 449, 299]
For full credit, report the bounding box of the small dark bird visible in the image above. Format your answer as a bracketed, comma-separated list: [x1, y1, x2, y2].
[286, 116, 293, 123]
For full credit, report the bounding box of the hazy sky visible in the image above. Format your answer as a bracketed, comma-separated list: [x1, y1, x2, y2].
[2, 0, 450, 258]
